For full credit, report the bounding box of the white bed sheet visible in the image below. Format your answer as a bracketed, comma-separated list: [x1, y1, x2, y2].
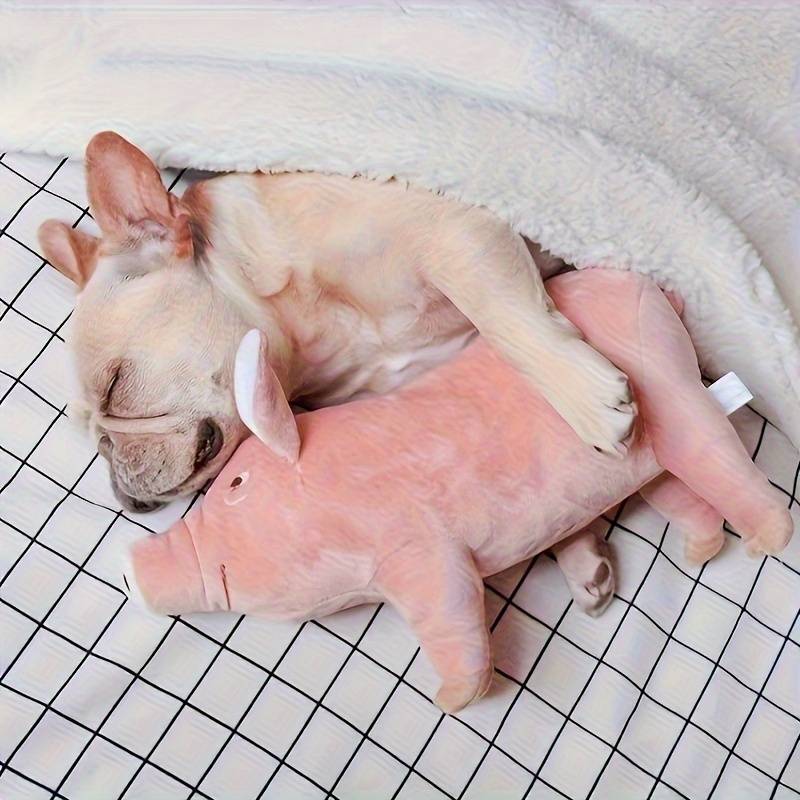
[0, 153, 799, 800]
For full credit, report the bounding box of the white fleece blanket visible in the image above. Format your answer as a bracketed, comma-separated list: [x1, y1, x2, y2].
[1, 0, 799, 445]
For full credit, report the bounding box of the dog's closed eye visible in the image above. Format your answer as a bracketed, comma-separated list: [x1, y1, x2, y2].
[101, 362, 124, 413]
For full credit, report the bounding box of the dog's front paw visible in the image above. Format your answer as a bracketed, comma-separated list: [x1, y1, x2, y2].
[557, 341, 636, 456]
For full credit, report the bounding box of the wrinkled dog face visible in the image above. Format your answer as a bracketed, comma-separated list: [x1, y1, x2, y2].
[69, 271, 249, 511]
[39, 132, 249, 511]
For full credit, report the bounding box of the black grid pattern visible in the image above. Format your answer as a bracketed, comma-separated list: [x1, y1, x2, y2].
[0, 153, 799, 800]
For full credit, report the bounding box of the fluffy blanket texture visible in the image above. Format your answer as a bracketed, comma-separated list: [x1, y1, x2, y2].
[1, 1, 798, 444]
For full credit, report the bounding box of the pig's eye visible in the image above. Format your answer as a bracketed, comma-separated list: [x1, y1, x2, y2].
[224, 471, 250, 506]
[229, 472, 249, 490]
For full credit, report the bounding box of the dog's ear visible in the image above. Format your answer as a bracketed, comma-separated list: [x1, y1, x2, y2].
[234, 329, 300, 464]
[85, 131, 192, 258]
[37, 220, 100, 288]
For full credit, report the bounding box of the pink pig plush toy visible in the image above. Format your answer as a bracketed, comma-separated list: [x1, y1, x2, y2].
[126, 270, 793, 713]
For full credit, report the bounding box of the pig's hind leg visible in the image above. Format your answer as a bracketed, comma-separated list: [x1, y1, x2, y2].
[550, 525, 615, 616]
[547, 271, 792, 558]
[653, 414, 792, 558]
[632, 283, 793, 557]
[639, 474, 726, 564]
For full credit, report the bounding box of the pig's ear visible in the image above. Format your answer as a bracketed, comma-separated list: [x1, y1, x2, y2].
[234, 330, 300, 463]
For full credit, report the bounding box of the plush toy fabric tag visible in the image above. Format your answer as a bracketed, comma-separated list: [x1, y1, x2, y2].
[708, 372, 753, 416]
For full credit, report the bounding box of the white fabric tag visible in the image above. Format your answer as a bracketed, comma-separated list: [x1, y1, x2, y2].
[707, 372, 753, 416]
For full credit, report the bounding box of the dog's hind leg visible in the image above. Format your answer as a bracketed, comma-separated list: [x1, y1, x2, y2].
[550, 524, 615, 616]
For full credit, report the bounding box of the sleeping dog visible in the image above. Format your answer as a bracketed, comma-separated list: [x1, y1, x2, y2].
[39, 132, 634, 512]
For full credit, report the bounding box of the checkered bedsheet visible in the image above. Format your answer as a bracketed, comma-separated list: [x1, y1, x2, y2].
[1, 152, 799, 800]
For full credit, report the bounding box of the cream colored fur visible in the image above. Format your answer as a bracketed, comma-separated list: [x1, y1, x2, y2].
[39, 133, 633, 509]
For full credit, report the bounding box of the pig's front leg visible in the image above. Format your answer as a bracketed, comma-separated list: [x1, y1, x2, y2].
[375, 542, 492, 714]
[550, 526, 615, 617]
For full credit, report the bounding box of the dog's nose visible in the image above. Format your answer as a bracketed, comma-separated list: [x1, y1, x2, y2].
[108, 468, 166, 514]
[110, 475, 166, 514]
[195, 419, 223, 469]
[127, 496, 165, 514]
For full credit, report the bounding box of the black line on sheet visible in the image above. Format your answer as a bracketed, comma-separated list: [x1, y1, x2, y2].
[0, 300, 67, 341]
[771, 733, 800, 800]
[525, 503, 667, 797]
[456, 554, 573, 800]
[0, 159, 68, 236]
[0, 159, 93, 215]
[641, 419, 772, 798]
[705, 607, 800, 798]
[324, 607, 441, 799]
[252, 606, 385, 800]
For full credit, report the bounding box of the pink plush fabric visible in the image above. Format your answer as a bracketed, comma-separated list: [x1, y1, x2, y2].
[128, 270, 793, 713]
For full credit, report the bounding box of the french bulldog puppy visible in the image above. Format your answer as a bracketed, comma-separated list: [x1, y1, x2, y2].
[39, 132, 634, 511]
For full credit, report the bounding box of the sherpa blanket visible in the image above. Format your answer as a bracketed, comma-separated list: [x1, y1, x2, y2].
[1, 0, 799, 445]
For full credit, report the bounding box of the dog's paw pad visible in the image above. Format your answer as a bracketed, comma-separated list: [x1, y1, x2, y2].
[570, 557, 615, 617]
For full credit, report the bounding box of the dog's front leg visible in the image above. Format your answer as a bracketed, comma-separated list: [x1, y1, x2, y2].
[424, 222, 635, 454]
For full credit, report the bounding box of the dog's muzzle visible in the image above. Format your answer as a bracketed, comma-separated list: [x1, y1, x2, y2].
[99, 418, 225, 513]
